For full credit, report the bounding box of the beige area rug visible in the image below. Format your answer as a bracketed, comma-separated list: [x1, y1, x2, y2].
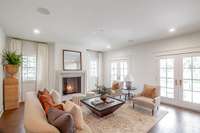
[82, 102, 167, 133]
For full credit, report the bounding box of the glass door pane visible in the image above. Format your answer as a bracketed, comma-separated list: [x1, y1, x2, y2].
[111, 62, 117, 84]
[110, 60, 128, 85]
[182, 56, 200, 104]
[160, 58, 174, 98]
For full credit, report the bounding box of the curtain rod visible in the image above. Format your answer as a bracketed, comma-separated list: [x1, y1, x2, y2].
[8, 36, 48, 44]
[155, 51, 200, 57]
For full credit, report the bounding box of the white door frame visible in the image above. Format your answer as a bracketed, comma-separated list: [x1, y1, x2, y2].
[158, 54, 200, 112]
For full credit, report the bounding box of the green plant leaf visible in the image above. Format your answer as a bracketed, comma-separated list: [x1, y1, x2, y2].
[2, 50, 22, 66]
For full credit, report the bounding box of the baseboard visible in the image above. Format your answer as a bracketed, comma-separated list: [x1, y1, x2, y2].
[0, 107, 3, 118]
[161, 101, 200, 113]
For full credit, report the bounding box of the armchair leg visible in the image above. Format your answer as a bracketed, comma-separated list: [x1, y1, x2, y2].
[152, 109, 154, 116]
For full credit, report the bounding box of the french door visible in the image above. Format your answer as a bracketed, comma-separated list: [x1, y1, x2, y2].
[159, 54, 200, 109]
[110, 59, 128, 85]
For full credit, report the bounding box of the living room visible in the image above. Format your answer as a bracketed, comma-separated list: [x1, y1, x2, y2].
[0, 0, 200, 133]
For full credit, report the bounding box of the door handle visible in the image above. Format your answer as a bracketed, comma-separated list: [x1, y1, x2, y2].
[179, 80, 182, 86]
[174, 80, 178, 86]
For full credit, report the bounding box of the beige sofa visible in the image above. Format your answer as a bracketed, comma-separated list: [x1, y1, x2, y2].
[24, 92, 91, 133]
[132, 84, 160, 115]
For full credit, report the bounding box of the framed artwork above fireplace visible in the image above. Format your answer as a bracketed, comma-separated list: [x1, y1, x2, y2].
[63, 50, 82, 71]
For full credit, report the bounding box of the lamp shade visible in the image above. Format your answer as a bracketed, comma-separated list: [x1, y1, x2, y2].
[124, 75, 134, 81]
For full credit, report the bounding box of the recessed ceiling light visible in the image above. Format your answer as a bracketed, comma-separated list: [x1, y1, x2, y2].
[97, 28, 104, 32]
[169, 28, 176, 33]
[37, 7, 50, 15]
[33, 29, 40, 34]
[106, 45, 111, 49]
[128, 40, 134, 43]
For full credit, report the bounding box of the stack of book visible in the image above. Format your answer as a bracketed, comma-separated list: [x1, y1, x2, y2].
[91, 98, 114, 106]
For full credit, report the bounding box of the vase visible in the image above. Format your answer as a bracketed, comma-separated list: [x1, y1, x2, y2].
[100, 94, 107, 102]
[4, 64, 19, 76]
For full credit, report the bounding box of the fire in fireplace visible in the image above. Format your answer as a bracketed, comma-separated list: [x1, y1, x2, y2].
[63, 77, 81, 95]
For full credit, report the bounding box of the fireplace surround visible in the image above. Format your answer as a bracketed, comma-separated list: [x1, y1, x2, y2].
[57, 71, 86, 100]
[62, 77, 81, 95]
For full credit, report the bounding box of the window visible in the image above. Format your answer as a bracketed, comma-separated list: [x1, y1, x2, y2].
[22, 56, 37, 81]
[111, 62, 118, 83]
[183, 56, 200, 104]
[120, 61, 128, 81]
[111, 60, 128, 84]
[90, 61, 97, 77]
[160, 58, 174, 98]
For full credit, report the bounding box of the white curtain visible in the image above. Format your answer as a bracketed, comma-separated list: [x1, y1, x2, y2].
[9, 39, 50, 101]
[86, 50, 103, 92]
[9, 39, 22, 102]
[98, 52, 103, 85]
[21, 41, 37, 101]
[36, 43, 49, 90]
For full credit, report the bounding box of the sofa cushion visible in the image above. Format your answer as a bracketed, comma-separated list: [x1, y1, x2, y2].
[47, 108, 75, 133]
[141, 84, 156, 98]
[133, 96, 155, 109]
[24, 92, 60, 133]
[63, 101, 84, 130]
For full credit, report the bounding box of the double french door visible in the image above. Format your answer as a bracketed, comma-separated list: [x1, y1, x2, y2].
[110, 59, 128, 84]
[159, 53, 200, 109]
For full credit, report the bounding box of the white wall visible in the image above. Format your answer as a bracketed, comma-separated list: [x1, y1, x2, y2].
[0, 27, 6, 116]
[103, 32, 200, 91]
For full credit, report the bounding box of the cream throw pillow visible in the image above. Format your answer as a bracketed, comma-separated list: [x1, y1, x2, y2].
[50, 90, 62, 104]
[62, 101, 84, 130]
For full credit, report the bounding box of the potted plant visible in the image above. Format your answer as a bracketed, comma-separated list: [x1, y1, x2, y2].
[2, 50, 22, 75]
[98, 86, 110, 102]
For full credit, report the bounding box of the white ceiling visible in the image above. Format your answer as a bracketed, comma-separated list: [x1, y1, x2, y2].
[0, 0, 200, 51]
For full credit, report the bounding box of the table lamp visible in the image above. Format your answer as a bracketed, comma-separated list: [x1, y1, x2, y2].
[124, 75, 134, 90]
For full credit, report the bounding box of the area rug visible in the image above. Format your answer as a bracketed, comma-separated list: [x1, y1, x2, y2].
[82, 102, 167, 133]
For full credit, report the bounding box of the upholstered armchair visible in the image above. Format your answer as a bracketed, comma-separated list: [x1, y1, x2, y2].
[132, 84, 160, 115]
[109, 81, 124, 99]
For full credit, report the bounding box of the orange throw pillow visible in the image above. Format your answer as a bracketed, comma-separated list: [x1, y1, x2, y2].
[37, 88, 49, 98]
[142, 85, 157, 98]
[39, 94, 63, 113]
[112, 82, 120, 90]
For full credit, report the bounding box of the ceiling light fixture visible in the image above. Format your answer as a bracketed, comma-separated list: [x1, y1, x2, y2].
[169, 28, 176, 33]
[37, 7, 50, 15]
[33, 29, 40, 34]
[128, 40, 134, 43]
[106, 45, 111, 49]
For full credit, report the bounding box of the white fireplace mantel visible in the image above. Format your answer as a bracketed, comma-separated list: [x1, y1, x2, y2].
[56, 70, 86, 100]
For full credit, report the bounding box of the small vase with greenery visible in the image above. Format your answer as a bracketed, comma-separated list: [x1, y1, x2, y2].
[98, 86, 110, 102]
[2, 50, 22, 75]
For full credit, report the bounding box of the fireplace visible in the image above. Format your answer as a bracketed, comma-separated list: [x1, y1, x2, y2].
[62, 77, 81, 95]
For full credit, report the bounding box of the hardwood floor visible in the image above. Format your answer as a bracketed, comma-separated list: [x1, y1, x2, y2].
[0, 103, 199, 133]
[0, 103, 25, 133]
[148, 104, 200, 133]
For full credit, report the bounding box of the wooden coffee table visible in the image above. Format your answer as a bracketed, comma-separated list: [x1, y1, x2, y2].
[81, 96, 125, 117]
